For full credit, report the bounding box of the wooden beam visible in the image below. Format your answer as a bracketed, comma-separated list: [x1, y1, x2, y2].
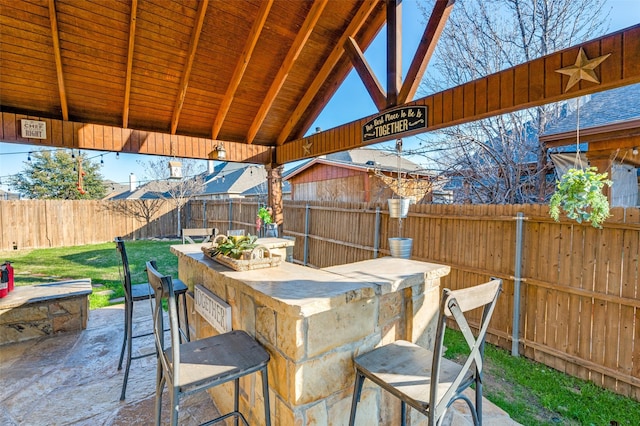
[170, 0, 208, 135]
[386, 0, 401, 107]
[246, 0, 328, 144]
[0, 112, 273, 164]
[290, 5, 387, 143]
[398, 0, 454, 104]
[122, 0, 138, 129]
[211, 0, 273, 140]
[541, 118, 640, 147]
[48, 0, 68, 121]
[343, 36, 387, 111]
[276, 0, 379, 145]
[277, 25, 640, 164]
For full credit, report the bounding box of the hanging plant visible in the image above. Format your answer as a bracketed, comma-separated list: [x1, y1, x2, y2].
[549, 167, 612, 228]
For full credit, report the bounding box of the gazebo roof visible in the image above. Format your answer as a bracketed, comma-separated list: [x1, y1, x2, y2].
[0, 0, 385, 146]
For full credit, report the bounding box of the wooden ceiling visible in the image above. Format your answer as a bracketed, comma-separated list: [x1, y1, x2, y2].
[1, 1, 639, 167]
[0, 0, 387, 155]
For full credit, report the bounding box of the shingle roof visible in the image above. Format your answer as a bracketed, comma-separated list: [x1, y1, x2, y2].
[542, 83, 640, 135]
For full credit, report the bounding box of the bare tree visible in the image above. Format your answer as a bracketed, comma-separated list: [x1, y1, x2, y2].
[413, 0, 609, 204]
[139, 157, 206, 236]
[107, 198, 165, 228]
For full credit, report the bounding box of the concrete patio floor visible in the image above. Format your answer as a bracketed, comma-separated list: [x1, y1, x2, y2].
[1, 302, 520, 426]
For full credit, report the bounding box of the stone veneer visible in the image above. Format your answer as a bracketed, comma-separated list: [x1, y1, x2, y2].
[172, 244, 449, 426]
[0, 279, 92, 345]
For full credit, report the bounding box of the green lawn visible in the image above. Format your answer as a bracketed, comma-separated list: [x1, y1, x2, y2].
[0, 239, 180, 309]
[2, 241, 639, 425]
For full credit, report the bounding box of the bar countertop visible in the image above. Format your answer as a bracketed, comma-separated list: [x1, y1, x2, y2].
[170, 243, 450, 318]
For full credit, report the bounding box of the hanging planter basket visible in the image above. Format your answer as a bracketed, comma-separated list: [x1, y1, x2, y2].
[388, 198, 410, 219]
[549, 167, 612, 228]
[389, 237, 413, 259]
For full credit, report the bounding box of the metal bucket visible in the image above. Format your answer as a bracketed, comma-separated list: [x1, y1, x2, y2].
[389, 237, 412, 259]
[388, 198, 410, 218]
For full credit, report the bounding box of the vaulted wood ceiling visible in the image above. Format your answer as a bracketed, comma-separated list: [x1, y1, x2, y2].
[1, 1, 639, 166]
[0, 0, 388, 150]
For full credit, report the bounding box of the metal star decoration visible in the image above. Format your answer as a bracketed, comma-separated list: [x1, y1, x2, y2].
[555, 47, 611, 92]
[302, 140, 313, 156]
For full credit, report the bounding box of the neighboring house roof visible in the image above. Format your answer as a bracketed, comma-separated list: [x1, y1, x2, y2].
[285, 148, 432, 181]
[102, 180, 130, 200]
[542, 83, 640, 136]
[199, 163, 271, 197]
[108, 180, 185, 200]
[0, 189, 20, 200]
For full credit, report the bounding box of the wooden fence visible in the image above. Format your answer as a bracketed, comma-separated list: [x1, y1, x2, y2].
[186, 200, 640, 400]
[0, 199, 178, 249]
[2, 198, 638, 400]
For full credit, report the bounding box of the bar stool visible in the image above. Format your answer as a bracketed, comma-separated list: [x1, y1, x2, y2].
[114, 237, 190, 401]
[146, 260, 271, 426]
[349, 279, 502, 425]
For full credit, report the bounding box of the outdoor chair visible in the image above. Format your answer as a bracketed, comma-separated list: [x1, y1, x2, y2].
[146, 260, 271, 426]
[348, 278, 502, 426]
[114, 237, 189, 401]
[182, 227, 218, 244]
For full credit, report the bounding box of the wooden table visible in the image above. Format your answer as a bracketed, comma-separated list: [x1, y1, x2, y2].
[171, 243, 449, 425]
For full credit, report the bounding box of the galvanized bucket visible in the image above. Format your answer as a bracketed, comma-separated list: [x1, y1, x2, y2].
[389, 237, 412, 258]
[388, 198, 410, 218]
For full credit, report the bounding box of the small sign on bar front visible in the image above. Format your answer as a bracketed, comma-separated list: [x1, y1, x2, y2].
[21, 119, 47, 139]
[362, 106, 427, 143]
[194, 285, 231, 333]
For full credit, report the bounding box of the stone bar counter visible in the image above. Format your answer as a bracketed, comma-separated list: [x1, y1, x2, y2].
[171, 243, 450, 425]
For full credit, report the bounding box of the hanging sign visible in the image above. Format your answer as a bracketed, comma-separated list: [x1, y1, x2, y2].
[362, 106, 427, 143]
[21, 119, 47, 139]
[194, 285, 231, 333]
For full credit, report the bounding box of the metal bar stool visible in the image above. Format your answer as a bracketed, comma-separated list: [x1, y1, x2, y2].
[115, 237, 190, 401]
[146, 260, 271, 426]
[349, 279, 502, 425]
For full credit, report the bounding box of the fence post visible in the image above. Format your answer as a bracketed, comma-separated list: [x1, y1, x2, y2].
[203, 200, 207, 228]
[373, 207, 380, 258]
[228, 199, 233, 230]
[512, 211, 525, 357]
[304, 204, 310, 266]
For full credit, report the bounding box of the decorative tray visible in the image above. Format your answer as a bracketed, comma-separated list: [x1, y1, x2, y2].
[201, 236, 282, 271]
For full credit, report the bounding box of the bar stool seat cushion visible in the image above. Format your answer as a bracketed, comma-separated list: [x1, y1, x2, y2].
[354, 340, 474, 411]
[166, 330, 270, 392]
[130, 279, 187, 302]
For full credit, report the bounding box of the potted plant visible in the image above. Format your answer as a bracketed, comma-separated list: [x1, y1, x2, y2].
[257, 206, 278, 237]
[549, 166, 612, 228]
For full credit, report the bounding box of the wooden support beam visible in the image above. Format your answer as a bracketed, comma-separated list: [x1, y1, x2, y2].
[398, 0, 454, 104]
[386, 0, 402, 107]
[0, 113, 273, 164]
[344, 37, 387, 111]
[48, 0, 68, 121]
[277, 25, 640, 164]
[122, 0, 138, 129]
[211, 0, 273, 140]
[246, 0, 328, 144]
[276, 0, 379, 145]
[170, 0, 208, 135]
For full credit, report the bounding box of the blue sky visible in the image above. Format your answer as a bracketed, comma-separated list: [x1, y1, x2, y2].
[1, 0, 638, 191]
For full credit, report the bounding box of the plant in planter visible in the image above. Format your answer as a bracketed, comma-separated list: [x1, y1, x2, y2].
[549, 166, 612, 228]
[257, 206, 278, 237]
[209, 234, 258, 259]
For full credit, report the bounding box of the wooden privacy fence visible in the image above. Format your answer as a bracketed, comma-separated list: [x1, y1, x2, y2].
[2, 198, 638, 400]
[0, 199, 178, 249]
[186, 200, 639, 400]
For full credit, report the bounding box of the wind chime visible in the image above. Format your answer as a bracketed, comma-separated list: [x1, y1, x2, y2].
[76, 155, 86, 195]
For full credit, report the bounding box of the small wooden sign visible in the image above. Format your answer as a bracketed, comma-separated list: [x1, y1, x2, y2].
[362, 106, 427, 143]
[194, 285, 231, 333]
[21, 119, 46, 139]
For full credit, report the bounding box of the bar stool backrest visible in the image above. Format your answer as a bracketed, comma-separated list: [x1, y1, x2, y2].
[146, 260, 181, 386]
[429, 279, 502, 423]
[115, 237, 134, 303]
